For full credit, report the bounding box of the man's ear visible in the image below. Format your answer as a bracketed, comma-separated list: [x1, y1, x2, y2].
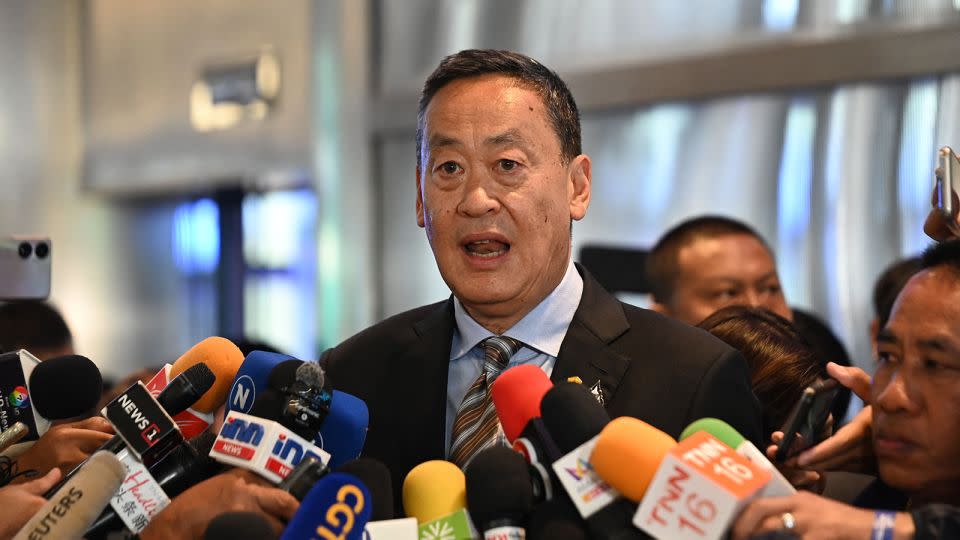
[416, 166, 425, 228]
[568, 154, 591, 221]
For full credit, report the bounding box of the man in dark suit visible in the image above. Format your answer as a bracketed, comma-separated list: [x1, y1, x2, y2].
[322, 49, 761, 499]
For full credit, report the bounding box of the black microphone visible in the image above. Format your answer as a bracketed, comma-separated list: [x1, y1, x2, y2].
[84, 431, 223, 539]
[336, 458, 394, 522]
[28, 354, 102, 420]
[278, 455, 328, 501]
[528, 499, 588, 540]
[101, 362, 216, 453]
[465, 446, 534, 539]
[47, 363, 215, 498]
[204, 511, 278, 540]
[540, 382, 645, 540]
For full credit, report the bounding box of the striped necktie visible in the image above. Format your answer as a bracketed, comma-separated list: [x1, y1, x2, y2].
[449, 335, 521, 468]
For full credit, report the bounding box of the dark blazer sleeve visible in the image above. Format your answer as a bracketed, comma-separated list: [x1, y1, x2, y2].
[686, 347, 764, 448]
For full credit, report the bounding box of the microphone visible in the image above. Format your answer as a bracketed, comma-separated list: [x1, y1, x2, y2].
[264, 360, 369, 468]
[279, 472, 372, 540]
[492, 365, 561, 502]
[13, 451, 125, 540]
[491, 364, 553, 443]
[209, 409, 331, 483]
[540, 382, 642, 539]
[0, 350, 51, 448]
[465, 446, 534, 540]
[590, 416, 677, 502]
[85, 431, 222, 537]
[101, 363, 215, 463]
[0, 422, 28, 453]
[204, 511, 278, 540]
[47, 363, 215, 498]
[633, 422, 773, 539]
[403, 460, 476, 540]
[146, 337, 245, 439]
[226, 350, 295, 415]
[28, 354, 103, 420]
[278, 455, 329, 501]
[338, 458, 419, 539]
[527, 499, 588, 540]
[168, 336, 244, 413]
[337, 458, 394, 521]
[680, 418, 796, 498]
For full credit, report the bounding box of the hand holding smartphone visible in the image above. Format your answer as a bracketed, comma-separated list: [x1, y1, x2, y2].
[775, 378, 840, 462]
[935, 146, 960, 235]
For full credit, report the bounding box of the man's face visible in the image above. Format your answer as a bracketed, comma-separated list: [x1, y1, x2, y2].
[657, 234, 791, 325]
[416, 75, 591, 332]
[872, 269, 960, 503]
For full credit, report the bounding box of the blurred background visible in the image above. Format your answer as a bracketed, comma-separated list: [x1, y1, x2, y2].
[3, 0, 960, 379]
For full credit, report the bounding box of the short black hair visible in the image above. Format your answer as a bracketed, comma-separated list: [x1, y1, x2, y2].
[0, 300, 72, 354]
[872, 256, 922, 329]
[416, 49, 581, 171]
[921, 239, 960, 274]
[646, 215, 772, 303]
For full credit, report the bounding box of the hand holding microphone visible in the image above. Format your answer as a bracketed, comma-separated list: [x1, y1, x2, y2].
[12, 416, 113, 481]
[140, 468, 299, 540]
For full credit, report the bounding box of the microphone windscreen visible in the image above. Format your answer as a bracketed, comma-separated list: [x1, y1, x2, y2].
[465, 446, 534, 530]
[280, 472, 372, 540]
[204, 511, 277, 540]
[169, 337, 243, 413]
[527, 499, 587, 540]
[491, 364, 553, 442]
[226, 350, 295, 415]
[318, 390, 368, 469]
[540, 382, 610, 452]
[295, 362, 325, 389]
[13, 451, 125, 540]
[680, 417, 745, 449]
[336, 458, 393, 521]
[28, 354, 102, 419]
[402, 460, 466, 523]
[590, 416, 676, 502]
[268, 359, 304, 391]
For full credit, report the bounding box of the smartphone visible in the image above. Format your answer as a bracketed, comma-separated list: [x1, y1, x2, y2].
[0, 236, 51, 300]
[775, 378, 839, 462]
[935, 146, 960, 221]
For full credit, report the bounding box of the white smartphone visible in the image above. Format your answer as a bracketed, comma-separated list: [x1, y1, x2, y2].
[935, 146, 960, 222]
[0, 236, 51, 300]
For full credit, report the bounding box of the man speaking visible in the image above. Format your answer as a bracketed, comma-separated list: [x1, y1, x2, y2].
[322, 49, 762, 495]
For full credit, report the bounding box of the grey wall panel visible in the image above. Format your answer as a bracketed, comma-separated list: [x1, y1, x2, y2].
[84, 0, 313, 194]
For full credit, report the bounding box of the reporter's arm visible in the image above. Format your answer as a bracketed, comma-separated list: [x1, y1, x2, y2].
[0, 468, 61, 538]
[11, 416, 113, 481]
[139, 469, 299, 540]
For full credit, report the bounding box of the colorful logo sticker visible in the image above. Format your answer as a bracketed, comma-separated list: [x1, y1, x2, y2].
[8, 386, 29, 408]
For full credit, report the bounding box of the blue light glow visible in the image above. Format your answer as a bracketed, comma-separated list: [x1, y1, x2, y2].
[173, 198, 220, 275]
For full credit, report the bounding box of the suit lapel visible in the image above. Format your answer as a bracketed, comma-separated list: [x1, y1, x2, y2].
[552, 265, 632, 406]
[386, 298, 456, 460]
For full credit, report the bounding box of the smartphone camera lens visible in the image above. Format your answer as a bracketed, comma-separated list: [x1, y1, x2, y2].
[34, 242, 49, 259]
[17, 242, 32, 259]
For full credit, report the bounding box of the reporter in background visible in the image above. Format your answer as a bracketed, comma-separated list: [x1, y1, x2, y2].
[698, 306, 824, 440]
[0, 300, 74, 360]
[139, 469, 299, 539]
[649, 216, 852, 426]
[733, 240, 960, 539]
[0, 468, 61, 537]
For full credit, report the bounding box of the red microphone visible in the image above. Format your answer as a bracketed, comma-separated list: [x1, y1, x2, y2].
[491, 365, 561, 502]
